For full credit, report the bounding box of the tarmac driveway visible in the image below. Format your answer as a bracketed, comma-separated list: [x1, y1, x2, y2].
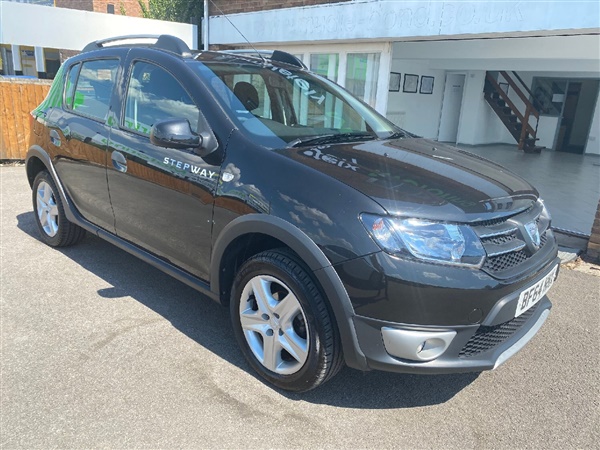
[1, 166, 599, 449]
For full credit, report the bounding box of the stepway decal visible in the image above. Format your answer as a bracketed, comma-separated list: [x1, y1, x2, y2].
[303, 148, 358, 171]
[163, 157, 218, 179]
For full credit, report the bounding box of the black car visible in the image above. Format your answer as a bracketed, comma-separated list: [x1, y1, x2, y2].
[26, 35, 559, 392]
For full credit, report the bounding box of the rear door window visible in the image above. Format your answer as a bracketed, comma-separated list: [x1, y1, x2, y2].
[68, 59, 119, 121]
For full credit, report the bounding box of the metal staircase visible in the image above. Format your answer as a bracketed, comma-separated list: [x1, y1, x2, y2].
[484, 71, 543, 153]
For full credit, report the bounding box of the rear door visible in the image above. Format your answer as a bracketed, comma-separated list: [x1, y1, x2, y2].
[106, 55, 221, 280]
[50, 57, 120, 232]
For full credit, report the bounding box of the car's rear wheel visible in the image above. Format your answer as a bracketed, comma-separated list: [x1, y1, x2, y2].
[32, 171, 85, 247]
[230, 249, 342, 392]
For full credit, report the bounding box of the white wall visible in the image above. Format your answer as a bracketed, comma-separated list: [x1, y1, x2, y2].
[208, 1, 600, 45]
[389, 39, 600, 148]
[386, 59, 444, 138]
[536, 117, 560, 149]
[0, 2, 198, 51]
[393, 35, 600, 73]
[456, 71, 502, 145]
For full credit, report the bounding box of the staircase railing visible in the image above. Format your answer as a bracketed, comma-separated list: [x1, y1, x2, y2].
[500, 71, 540, 142]
[484, 71, 541, 152]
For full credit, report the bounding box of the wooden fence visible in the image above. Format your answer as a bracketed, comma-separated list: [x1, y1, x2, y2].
[0, 79, 52, 160]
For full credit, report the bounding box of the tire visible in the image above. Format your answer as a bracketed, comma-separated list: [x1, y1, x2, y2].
[32, 171, 86, 247]
[230, 249, 343, 392]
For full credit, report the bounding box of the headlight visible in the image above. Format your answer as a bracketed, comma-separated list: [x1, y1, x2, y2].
[360, 214, 485, 268]
[539, 198, 552, 223]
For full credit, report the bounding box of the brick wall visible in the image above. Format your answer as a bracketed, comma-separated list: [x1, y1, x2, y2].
[210, 0, 350, 16]
[92, 0, 146, 17]
[56, 0, 146, 17]
[55, 0, 94, 11]
[587, 200, 600, 261]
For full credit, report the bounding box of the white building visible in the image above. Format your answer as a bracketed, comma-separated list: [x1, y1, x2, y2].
[0, 1, 197, 78]
[207, 0, 600, 156]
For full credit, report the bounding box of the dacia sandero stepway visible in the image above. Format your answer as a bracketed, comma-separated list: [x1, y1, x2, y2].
[26, 35, 559, 391]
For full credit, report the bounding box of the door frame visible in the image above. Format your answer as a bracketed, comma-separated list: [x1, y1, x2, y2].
[437, 71, 467, 143]
[547, 77, 600, 153]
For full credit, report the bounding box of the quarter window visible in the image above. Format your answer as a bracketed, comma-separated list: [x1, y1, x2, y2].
[69, 59, 119, 121]
[124, 61, 200, 136]
[64, 63, 80, 109]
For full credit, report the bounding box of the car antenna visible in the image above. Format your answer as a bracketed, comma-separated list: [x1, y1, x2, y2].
[208, 0, 268, 65]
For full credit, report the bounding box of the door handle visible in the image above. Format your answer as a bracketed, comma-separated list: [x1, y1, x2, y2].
[111, 151, 127, 173]
[49, 129, 61, 147]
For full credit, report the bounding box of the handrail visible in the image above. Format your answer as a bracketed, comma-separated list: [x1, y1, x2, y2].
[499, 71, 540, 120]
[511, 71, 536, 101]
[485, 72, 539, 141]
[485, 73, 527, 126]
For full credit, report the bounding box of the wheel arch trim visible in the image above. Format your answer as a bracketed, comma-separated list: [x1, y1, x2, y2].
[26, 146, 80, 225]
[211, 214, 369, 370]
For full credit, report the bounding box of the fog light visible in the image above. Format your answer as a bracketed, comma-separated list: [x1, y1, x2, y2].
[382, 328, 456, 362]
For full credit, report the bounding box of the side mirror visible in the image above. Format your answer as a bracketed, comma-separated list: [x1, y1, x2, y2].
[150, 117, 201, 147]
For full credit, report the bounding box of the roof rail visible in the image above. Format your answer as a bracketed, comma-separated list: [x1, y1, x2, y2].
[82, 34, 192, 57]
[221, 49, 306, 69]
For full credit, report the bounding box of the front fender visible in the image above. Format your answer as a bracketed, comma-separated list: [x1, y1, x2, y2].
[211, 214, 369, 370]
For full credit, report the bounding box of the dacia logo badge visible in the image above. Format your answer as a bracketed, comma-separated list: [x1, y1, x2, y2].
[525, 221, 541, 249]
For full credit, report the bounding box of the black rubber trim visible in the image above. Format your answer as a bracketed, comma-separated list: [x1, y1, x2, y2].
[211, 214, 369, 370]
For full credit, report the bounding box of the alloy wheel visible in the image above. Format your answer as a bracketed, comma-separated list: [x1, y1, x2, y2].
[239, 275, 309, 375]
[36, 181, 59, 237]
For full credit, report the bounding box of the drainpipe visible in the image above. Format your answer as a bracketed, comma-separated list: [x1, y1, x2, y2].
[203, 0, 209, 51]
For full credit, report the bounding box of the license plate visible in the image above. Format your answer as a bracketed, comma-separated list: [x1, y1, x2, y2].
[515, 265, 558, 317]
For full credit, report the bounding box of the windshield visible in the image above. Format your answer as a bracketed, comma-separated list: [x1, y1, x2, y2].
[190, 54, 402, 148]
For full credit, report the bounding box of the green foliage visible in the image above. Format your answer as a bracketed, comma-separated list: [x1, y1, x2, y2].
[119, 2, 127, 15]
[138, 0, 202, 24]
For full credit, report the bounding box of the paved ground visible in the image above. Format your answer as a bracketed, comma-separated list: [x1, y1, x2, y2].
[457, 144, 600, 236]
[1, 166, 599, 449]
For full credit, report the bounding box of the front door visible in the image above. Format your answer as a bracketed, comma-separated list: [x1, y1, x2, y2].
[106, 60, 221, 280]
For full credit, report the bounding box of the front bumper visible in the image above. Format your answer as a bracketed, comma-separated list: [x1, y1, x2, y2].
[339, 252, 559, 374]
[353, 297, 551, 373]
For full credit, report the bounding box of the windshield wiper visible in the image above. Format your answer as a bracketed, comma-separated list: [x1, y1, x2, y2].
[288, 132, 376, 148]
[385, 131, 410, 139]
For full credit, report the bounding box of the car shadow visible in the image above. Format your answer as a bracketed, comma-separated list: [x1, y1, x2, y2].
[17, 211, 479, 409]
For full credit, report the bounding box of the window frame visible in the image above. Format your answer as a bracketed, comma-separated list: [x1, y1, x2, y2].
[62, 57, 120, 124]
[120, 58, 201, 139]
[63, 62, 81, 110]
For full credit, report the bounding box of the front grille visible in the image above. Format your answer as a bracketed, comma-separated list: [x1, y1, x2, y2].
[483, 248, 529, 272]
[475, 201, 550, 277]
[459, 304, 538, 358]
[475, 217, 511, 227]
[482, 233, 517, 246]
[482, 230, 549, 274]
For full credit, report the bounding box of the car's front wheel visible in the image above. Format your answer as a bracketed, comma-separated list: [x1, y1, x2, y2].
[32, 171, 85, 247]
[230, 249, 342, 392]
